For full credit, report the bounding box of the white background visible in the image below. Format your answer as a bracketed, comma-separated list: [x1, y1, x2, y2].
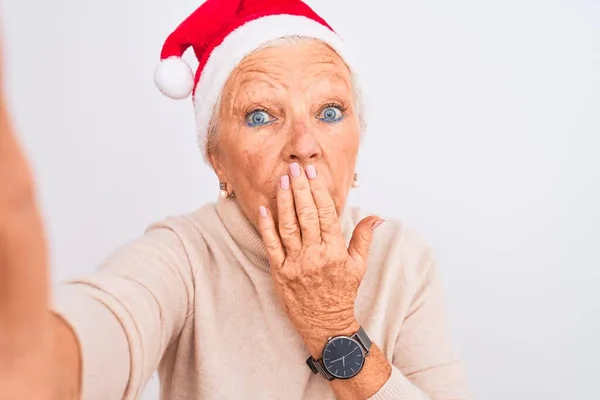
[1, 0, 599, 399]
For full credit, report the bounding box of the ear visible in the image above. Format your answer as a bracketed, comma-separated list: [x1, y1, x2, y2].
[208, 148, 227, 183]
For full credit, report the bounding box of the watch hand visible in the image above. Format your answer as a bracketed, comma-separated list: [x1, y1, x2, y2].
[329, 356, 345, 363]
[343, 356, 345, 367]
[344, 347, 359, 358]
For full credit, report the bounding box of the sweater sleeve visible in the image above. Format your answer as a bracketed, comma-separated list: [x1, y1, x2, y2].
[50, 225, 195, 400]
[369, 236, 471, 400]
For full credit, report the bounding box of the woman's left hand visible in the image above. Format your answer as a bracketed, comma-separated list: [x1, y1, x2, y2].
[257, 162, 384, 357]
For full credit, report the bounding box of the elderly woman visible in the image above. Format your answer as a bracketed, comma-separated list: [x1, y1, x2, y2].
[0, 0, 470, 399]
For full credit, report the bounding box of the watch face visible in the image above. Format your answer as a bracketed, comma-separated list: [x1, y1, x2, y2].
[322, 336, 365, 379]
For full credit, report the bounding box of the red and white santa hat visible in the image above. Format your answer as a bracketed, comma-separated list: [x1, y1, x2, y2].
[154, 0, 358, 157]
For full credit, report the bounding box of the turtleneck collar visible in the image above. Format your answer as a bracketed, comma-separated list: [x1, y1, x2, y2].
[215, 196, 355, 273]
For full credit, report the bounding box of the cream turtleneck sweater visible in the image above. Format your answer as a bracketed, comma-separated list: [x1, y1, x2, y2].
[51, 197, 470, 399]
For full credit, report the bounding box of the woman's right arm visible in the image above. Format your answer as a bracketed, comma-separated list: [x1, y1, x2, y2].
[0, 34, 196, 399]
[0, 35, 56, 399]
[51, 313, 83, 399]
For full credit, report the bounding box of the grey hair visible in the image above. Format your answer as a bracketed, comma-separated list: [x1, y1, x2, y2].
[204, 35, 366, 162]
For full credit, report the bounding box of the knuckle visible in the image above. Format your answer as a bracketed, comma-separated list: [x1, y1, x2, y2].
[276, 268, 296, 282]
[317, 205, 337, 220]
[279, 220, 299, 236]
[360, 230, 373, 243]
[294, 179, 309, 190]
[307, 250, 325, 266]
[264, 238, 280, 252]
[283, 264, 301, 280]
[297, 204, 318, 221]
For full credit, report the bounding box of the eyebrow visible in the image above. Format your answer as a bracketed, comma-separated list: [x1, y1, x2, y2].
[229, 82, 283, 116]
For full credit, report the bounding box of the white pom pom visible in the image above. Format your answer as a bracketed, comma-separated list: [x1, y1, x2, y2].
[154, 57, 194, 100]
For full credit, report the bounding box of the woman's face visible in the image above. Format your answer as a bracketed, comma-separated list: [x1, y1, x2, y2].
[210, 39, 360, 228]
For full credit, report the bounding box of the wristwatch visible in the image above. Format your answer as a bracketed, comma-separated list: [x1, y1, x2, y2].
[306, 326, 372, 381]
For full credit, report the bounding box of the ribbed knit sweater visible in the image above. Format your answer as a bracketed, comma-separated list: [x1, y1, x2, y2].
[52, 197, 470, 399]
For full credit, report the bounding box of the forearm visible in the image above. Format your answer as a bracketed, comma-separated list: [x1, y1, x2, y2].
[0, 46, 80, 400]
[0, 103, 48, 348]
[50, 312, 82, 399]
[0, 95, 56, 396]
[1, 313, 82, 400]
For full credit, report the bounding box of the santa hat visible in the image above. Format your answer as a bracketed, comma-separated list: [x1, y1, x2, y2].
[154, 0, 358, 157]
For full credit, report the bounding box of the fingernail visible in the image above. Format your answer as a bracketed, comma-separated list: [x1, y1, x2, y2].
[289, 162, 301, 178]
[280, 175, 290, 190]
[259, 206, 268, 218]
[371, 219, 385, 231]
[306, 165, 317, 179]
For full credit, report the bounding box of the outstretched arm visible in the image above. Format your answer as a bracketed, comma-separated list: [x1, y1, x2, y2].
[0, 32, 80, 399]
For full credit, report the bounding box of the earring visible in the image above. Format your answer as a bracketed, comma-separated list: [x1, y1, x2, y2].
[351, 173, 359, 188]
[219, 182, 229, 198]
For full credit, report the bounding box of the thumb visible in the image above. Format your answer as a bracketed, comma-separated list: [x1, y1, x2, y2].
[348, 216, 385, 265]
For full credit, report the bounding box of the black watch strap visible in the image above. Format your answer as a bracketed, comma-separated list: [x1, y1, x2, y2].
[306, 356, 335, 381]
[353, 326, 372, 354]
[306, 326, 372, 381]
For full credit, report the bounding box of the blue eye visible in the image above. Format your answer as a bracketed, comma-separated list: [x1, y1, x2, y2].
[318, 105, 344, 123]
[245, 110, 274, 127]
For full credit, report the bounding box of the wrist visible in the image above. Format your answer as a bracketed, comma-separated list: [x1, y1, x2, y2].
[303, 319, 361, 359]
[329, 344, 392, 400]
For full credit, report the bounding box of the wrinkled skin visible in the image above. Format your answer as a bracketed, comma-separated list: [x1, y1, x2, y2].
[209, 40, 383, 353]
[0, 38, 385, 400]
[209, 40, 360, 228]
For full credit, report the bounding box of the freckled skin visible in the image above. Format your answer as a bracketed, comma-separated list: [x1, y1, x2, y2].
[0, 36, 390, 399]
[208, 43, 392, 395]
[207, 39, 386, 363]
[209, 40, 361, 229]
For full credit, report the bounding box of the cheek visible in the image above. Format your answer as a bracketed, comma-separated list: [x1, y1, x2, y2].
[325, 124, 360, 167]
[233, 150, 279, 193]
[341, 119, 361, 153]
[219, 126, 284, 199]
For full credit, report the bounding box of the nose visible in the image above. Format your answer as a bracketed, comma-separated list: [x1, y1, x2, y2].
[282, 120, 323, 163]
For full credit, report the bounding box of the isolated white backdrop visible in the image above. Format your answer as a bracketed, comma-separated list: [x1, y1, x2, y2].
[1, 0, 599, 399]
